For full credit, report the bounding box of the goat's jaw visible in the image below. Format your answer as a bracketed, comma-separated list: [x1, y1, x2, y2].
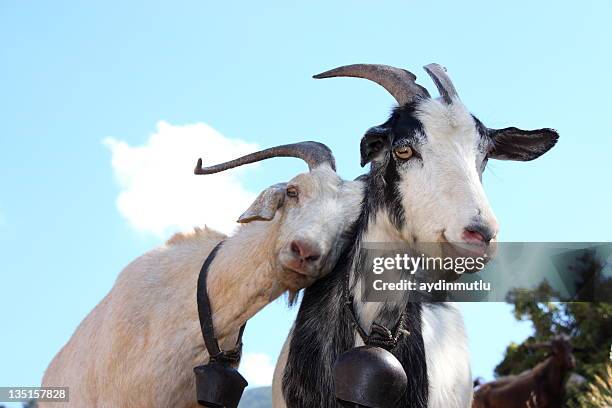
[267, 280, 288, 303]
[278, 265, 317, 293]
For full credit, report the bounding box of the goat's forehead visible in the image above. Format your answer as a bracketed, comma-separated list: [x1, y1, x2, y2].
[411, 99, 481, 147]
[288, 166, 341, 194]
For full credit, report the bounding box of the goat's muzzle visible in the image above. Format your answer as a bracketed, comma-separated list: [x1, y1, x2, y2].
[279, 239, 324, 284]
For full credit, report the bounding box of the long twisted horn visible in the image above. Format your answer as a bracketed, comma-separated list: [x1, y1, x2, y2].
[423, 63, 459, 104]
[194, 141, 336, 174]
[313, 64, 429, 105]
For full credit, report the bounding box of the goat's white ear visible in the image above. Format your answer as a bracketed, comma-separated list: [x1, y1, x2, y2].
[237, 183, 287, 223]
[488, 127, 559, 161]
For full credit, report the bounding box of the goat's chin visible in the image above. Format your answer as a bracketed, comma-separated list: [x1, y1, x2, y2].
[278, 266, 316, 294]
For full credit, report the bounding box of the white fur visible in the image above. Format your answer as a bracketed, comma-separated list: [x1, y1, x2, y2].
[422, 304, 473, 408]
[272, 331, 292, 408]
[398, 99, 498, 244]
[41, 165, 363, 408]
[352, 210, 403, 330]
[273, 101, 492, 407]
[271, 306, 473, 408]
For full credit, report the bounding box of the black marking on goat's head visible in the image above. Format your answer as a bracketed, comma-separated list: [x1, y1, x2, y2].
[358, 95, 558, 244]
[360, 103, 425, 230]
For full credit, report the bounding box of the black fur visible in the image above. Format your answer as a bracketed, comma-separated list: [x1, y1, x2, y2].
[282, 105, 430, 408]
[360, 103, 426, 231]
[282, 204, 429, 407]
[282, 239, 356, 408]
[360, 104, 426, 166]
[282, 99, 559, 407]
[488, 127, 559, 161]
[472, 114, 559, 162]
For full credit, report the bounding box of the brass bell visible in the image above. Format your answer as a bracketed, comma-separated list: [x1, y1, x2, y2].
[333, 345, 407, 408]
[194, 362, 248, 408]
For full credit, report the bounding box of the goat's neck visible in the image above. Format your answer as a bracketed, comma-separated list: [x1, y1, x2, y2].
[206, 222, 282, 341]
[544, 357, 570, 391]
[350, 210, 409, 333]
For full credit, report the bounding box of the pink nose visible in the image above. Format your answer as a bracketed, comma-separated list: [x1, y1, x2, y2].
[462, 224, 494, 244]
[290, 240, 321, 263]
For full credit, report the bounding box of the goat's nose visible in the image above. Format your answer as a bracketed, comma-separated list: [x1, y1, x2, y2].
[290, 240, 321, 263]
[462, 224, 495, 245]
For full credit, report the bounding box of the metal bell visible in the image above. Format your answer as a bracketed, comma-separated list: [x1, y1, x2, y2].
[194, 362, 248, 408]
[333, 345, 407, 408]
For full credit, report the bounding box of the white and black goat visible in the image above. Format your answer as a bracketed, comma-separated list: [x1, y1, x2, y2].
[273, 64, 559, 408]
[41, 142, 363, 408]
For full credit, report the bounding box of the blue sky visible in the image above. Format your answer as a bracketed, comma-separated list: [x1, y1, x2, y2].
[1, 0, 611, 399]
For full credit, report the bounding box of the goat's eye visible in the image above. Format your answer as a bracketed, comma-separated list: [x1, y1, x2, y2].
[286, 186, 299, 198]
[394, 146, 413, 160]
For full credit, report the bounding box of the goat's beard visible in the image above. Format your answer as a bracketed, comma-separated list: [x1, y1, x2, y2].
[286, 289, 300, 306]
[268, 279, 302, 307]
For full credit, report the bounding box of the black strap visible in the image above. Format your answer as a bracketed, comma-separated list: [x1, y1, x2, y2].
[197, 240, 246, 365]
[343, 264, 408, 350]
[343, 297, 409, 350]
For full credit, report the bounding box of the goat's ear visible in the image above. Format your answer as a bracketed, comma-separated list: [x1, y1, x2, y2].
[360, 126, 392, 167]
[237, 183, 287, 223]
[488, 127, 559, 161]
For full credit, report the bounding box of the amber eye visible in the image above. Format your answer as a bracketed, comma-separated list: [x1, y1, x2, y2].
[286, 186, 299, 198]
[394, 146, 413, 160]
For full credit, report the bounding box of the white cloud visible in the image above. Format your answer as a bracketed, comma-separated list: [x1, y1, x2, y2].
[240, 352, 276, 387]
[104, 121, 259, 236]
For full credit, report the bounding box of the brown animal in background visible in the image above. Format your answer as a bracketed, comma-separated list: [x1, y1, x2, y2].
[472, 336, 576, 408]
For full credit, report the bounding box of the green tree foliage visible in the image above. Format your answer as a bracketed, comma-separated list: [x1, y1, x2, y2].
[495, 250, 612, 404]
[570, 364, 612, 408]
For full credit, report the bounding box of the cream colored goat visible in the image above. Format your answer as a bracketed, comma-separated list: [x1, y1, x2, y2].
[41, 144, 363, 408]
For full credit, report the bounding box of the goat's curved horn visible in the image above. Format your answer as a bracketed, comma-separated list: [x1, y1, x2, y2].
[423, 63, 459, 104]
[313, 64, 430, 105]
[194, 141, 336, 174]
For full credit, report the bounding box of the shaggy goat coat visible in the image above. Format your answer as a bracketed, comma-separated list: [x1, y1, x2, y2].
[41, 225, 287, 408]
[276, 213, 472, 408]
